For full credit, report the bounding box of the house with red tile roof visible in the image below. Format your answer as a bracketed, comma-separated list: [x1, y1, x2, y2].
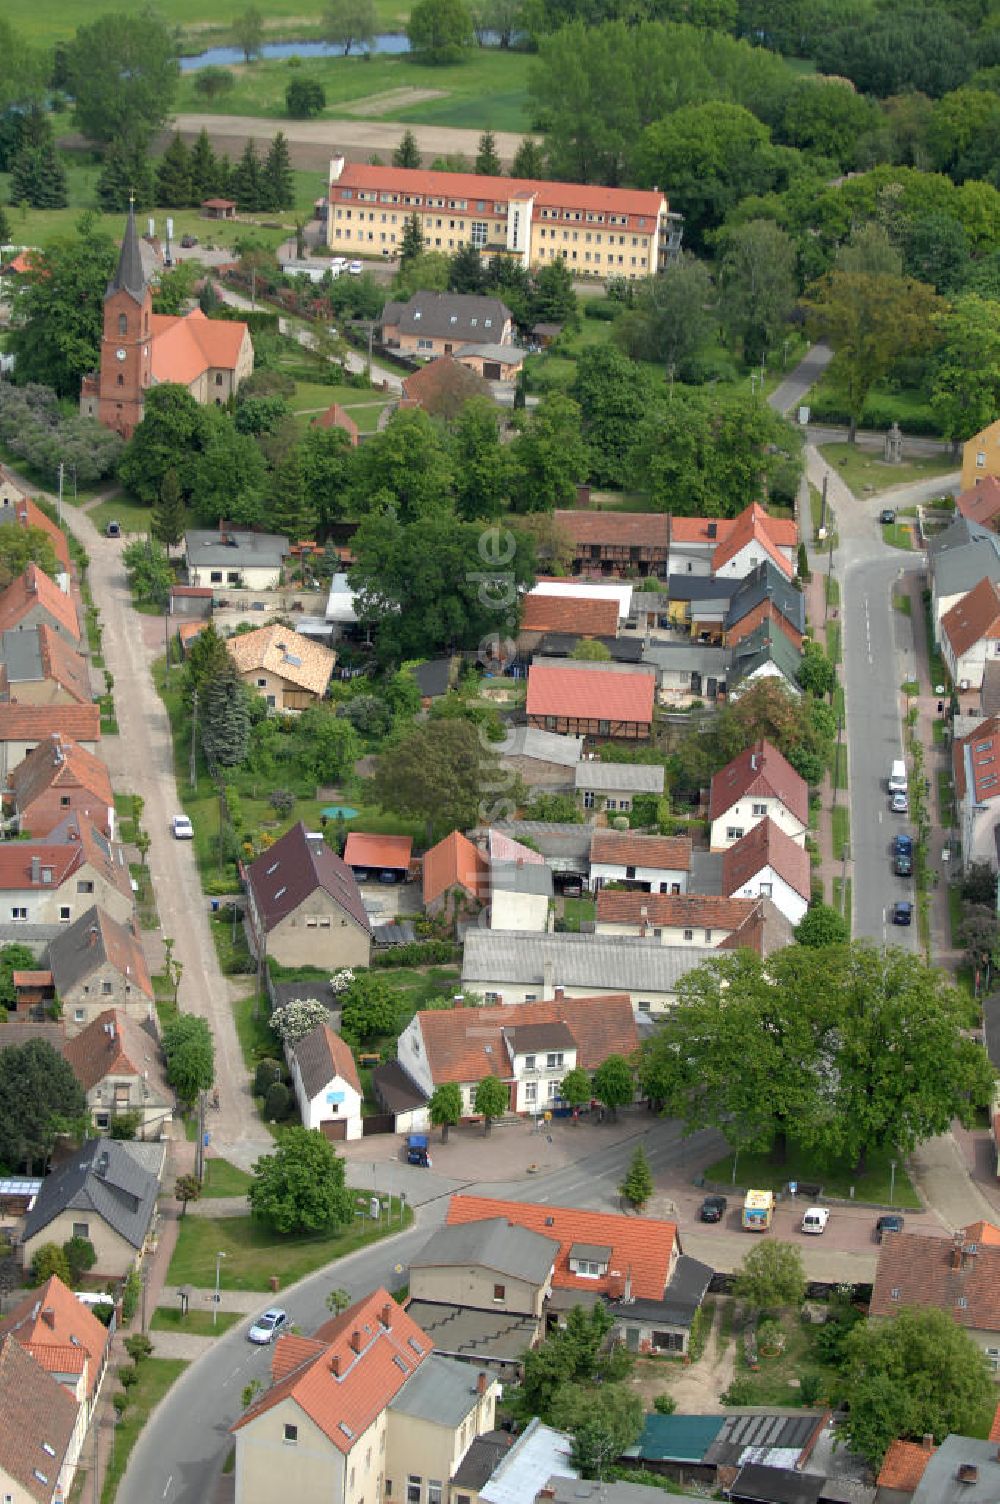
[520, 591, 620, 641]
[0, 1274, 111, 1413]
[876, 1436, 937, 1501]
[870, 1229, 1000, 1358]
[0, 485, 71, 576]
[708, 739, 808, 851]
[0, 564, 79, 643]
[552, 510, 671, 579]
[400, 355, 491, 419]
[589, 830, 692, 894]
[47, 905, 152, 1035]
[665, 504, 797, 581]
[957, 475, 1000, 531]
[446, 1195, 712, 1356]
[595, 890, 760, 947]
[0, 818, 133, 928]
[62, 1008, 170, 1136]
[395, 994, 637, 1121]
[311, 403, 360, 446]
[0, 1332, 83, 1504]
[244, 822, 371, 970]
[941, 576, 1000, 690]
[722, 817, 811, 925]
[288, 1021, 362, 1140]
[8, 734, 114, 839]
[527, 663, 655, 740]
[343, 833, 412, 883]
[231, 1287, 500, 1504]
[952, 715, 1000, 869]
[0, 705, 100, 775]
[422, 830, 490, 919]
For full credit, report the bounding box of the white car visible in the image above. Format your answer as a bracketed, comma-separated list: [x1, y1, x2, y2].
[801, 1207, 829, 1235]
[330, 256, 347, 269]
[348, 260, 363, 275]
[171, 814, 194, 840]
[248, 1308, 288, 1345]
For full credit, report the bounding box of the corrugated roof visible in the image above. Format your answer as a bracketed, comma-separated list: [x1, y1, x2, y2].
[462, 929, 703, 993]
[527, 664, 654, 724]
[709, 739, 808, 827]
[499, 726, 583, 768]
[629, 1412, 724, 1463]
[574, 763, 664, 793]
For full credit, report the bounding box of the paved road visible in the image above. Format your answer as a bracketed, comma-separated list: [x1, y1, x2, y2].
[768, 341, 833, 416]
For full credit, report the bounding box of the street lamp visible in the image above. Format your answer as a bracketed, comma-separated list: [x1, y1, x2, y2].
[214, 1251, 227, 1327]
[889, 1160, 897, 1207]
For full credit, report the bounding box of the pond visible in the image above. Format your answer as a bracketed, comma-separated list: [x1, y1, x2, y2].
[321, 805, 359, 820]
[180, 32, 511, 69]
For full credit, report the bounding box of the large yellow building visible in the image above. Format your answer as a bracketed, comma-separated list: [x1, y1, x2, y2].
[963, 419, 1000, 491]
[327, 155, 679, 278]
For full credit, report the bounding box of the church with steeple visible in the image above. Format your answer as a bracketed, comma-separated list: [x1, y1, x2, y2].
[80, 203, 253, 440]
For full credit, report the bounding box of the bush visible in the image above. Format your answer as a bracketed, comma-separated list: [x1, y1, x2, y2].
[584, 300, 621, 321]
[372, 939, 459, 967]
[62, 1234, 96, 1284]
[121, 1269, 141, 1323]
[93, 1302, 115, 1327]
[118, 1364, 139, 1390]
[653, 1393, 677, 1414]
[254, 1058, 284, 1097]
[721, 1375, 754, 1406]
[286, 77, 326, 118]
[124, 1333, 153, 1363]
[112, 1390, 129, 1417]
[799, 1371, 823, 1405]
[269, 788, 296, 816]
[264, 1081, 291, 1121]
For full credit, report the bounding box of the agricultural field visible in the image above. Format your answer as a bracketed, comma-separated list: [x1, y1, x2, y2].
[9, 0, 407, 47]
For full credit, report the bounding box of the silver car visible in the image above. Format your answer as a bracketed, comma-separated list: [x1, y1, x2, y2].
[248, 1308, 288, 1345]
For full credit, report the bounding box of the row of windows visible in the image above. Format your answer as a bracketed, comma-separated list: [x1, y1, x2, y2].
[12, 904, 74, 921]
[339, 186, 649, 228]
[537, 228, 643, 247]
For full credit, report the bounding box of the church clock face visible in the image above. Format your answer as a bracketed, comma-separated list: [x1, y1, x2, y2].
[116, 347, 127, 361]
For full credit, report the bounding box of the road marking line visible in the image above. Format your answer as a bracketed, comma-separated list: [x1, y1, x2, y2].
[163, 1477, 172, 1497]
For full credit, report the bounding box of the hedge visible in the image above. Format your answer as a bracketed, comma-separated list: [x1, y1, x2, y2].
[807, 390, 941, 437]
[372, 940, 460, 968]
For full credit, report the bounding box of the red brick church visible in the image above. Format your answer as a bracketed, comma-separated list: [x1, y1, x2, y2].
[80, 203, 253, 440]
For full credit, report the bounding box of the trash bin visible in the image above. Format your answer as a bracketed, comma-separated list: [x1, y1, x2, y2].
[210, 899, 220, 913]
[269, 1275, 279, 1293]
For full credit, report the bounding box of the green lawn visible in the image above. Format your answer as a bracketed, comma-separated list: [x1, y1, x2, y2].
[704, 1143, 921, 1208]
[289, 379, 394, 434]
[150, 1306, 242, 1335]
[826, 620, 841, 665]
[730, 1305, 841, 1409]
[232, 992, 281, 1070]
[819, 442, 956, 498]
[87, 497, 155, 538]
[881, 522, 913, 551]
[202, 1158, 254, 1197]
[101, 1358, 188, 1504]
[167, 1201, 413, 1290]
[947, 883, 965, 947]
[892, 591, 912, 615]
[832, 876, 851, 933]
[13, 0, 406, 43]
[831, 803, 850, 857]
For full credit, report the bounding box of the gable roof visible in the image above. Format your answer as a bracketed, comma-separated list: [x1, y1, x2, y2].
[150, 306, 249, 386]
[712, 502, 795, 576]
[596, 890, 758, 932]
[0, 497, 70, 575]
[870, 1229, 1000, 1330]
[447, 1194, 677, 1301]
[728, 617, 803, 688]
[963, 1221, 1000, 1246]
[462, 929, 702, 994]
[0, 703, 100, 745]
[574, 762, 664, 793]
[485, 828, 547, 865]
[878, 1438, 937, 1492]
[401, 355, 491, 413]
[382, 291, 512, 342]
[0, 565, 79, 640]
[709, 738, 808, 826]
[245, 822, 370, 936]
[422, 829, 490, 907]
[44, 815, 133, 906]
[957, 475, 1000, 529]
[23, 1137, 158, 1250]
[226, 624, 336, 696]
[292, 1022, 361, 1099]
[38, 625, 91, 703]
[10, 734, 113, 831]
[411, 1218, 559, 1284]
[343, 833, 412, 872]
[942, 575, 1000, 659]
[232, 1287, 431, 1453]
[62, 1008, 166, 1097]
[311, 403, 359, 444]
[0, 1334, 79, 1503]
[527, 664, 654, 724]
[723, 817, 811, 901]
[953, 715, 1000, 805]
[0, 1274, 110, 1398]
[929, 515, 1000, 600]
[589, 829, 692, 871]
[725, 562, 806, 634]
[521, 592, 620, 637]
[552, 510, 670, 550]
[412, 994, 637, 1084]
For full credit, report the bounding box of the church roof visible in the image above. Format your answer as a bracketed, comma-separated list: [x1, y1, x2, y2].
[150, 309, 248, 386]
[108, 204, 147, 303]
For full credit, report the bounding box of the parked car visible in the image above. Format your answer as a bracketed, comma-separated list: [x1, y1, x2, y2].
[892, 900, 913, 926]
[699, 1194, 727, 1223]
[172, 814, 194, 839]
[248, 1308, 288, 1345]
[893, 832, 913, 876]
[348, 260, 363, 275]
[105, 520, 121, 538]
[875, 1214, 904, 1242]
[801, 1207, 829, 1235]
[180, 234, 198, 248]
[404, 1134, 431, 1167]
[880, 508, 896, 524]
[890, 791, 909, 814]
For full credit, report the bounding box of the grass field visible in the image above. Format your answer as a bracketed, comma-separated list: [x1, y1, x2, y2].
[202, 1158, 254, 1197]
[167, 1201, 413, 1290]
[288, 379, 394, 433]
[101, 1358, 188, 1504]
[12, 0, 408, 46]
[150, 1306, 243, 1335]
[705, 1143, 920, 1208]
[819, 442, 956, 498]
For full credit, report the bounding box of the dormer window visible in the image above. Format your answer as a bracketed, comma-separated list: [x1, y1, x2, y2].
[569, 1242, 611, 1278]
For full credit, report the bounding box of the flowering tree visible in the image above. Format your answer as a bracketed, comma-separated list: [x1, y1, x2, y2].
[330, 969, 355, 995]
[271, 998, 330, 1045]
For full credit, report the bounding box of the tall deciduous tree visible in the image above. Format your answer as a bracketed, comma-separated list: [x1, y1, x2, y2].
[718, 219, 797, 365]
[613, 255, 714, 375]
[348, 408, 454, 523]
[473, 1075, 507, 1133]
[0, 1040, 86, 1172]
[67, 10, 179, 152]
[571, 345, 654, 489]
[931, 293, 1000, 444]
[592, 1055, 634, 1121]
[234, 6, 265, 62]
[8, 217, 115, 397]
[323, 0, 376, 53]
[733, 1240, 806, 1309]
[162, 1014, 215, 1106]
[270, 450, 317, 543]
[407, 0, 474, 62]
[429, 1082, 463, 1141]
[452, 396, 510, 520]
[339, 973, 403, 1044]
[249, 1127, 354, 1233]
[120, 384, 210, 504]
[372, 718, 498, 840]
[511, 393, 589, 511]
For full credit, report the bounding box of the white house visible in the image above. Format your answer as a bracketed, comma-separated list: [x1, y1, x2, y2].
[722, 817, 810, 926]
[594, 890, 760, 947]
[941, 576, 1000, 691]
[489, 861, 552, 933]
[588, 830, 691, 894]
[709, 502, 795, 581]
[288, 1022, 362, 1140]
[708, 738, 808, 851]
[574, 761, 665, 813]
[184, 528, 289, 591]
[953, 716, 1000, 869]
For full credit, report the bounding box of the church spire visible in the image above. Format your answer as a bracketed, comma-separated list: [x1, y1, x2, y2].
[108, 195, 147, 302]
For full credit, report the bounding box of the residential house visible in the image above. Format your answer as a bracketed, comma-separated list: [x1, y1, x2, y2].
[589, 830, 692, 893]
[941, 575, 1000, 689]
[395, 993, 637, 1121]
[911, 1435, 1000, 1503]
[551, 511, 671, 580]
[447, 1195, 711, 1356]
[21, 1137, 160, 1278]
[488, 862, 552, 932]
[243, 822, 372, 970]
[0, 626, 91, 706]
[537, 1480, 691, 1504]
[343, 834, 412, 883]
[708, 739, 808, 851]
[413, 658, 457, 706]
[0, 705, 100, 779]
[0, 488, 71, 576]
[381, 292, 514, 358]
[653, 576, 733, 637]
[716, 897, 795, 956]
[231, 1286, 500, 1504]
[478, 1420, 578, 1504]
[0, 1274, 111, 1418]
[184, 527, 290, 591]
[962, 419, 1000, 491]
[870, 1229, 1000, 1367]
[877, 1437, 937, 1504]
[227, 624, 336, 712]
[288, 1021, 362, 1140]
[327, 155, 675, 279]
[406, 1219, 557, 1373]
[529, 579, 633, 628]
[48, 905, 153, 1034]
[724, 563, 807, 650]
[0, 565, 79, 644]
[595, 891, 760, 947]
[62, 1009, 170, 1138]
[929, 516, 1000, 636]
[400, 357, 492, 418]
[727, 618, 803, 700]
[0, 819, 133, 933]
[8, 735, 114, 839]
[477, 822, 592, 891]
[453, 343, 525, 381]
[644, 641, 730, 703]
[519, 592, 620, 646]
[497, 727, 583, 790]
[461, 930, 705, 1014]
[710, 502, 796, 580]
[956, 475, 1000, 530]
[422, 831, 490, 921]
[722, 818, 811, 925]
[311, 403, 360, 446]
[526, 664, 655, 740]
[952, 716, 1000, 868]
[574, 761, 664, 813]
[0, 1334, 82, 1504]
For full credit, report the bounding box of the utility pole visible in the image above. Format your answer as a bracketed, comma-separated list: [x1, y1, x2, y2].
[841, 842, 849, 917]
[189, 689, 198, 788]
[196, 1090, 206, 1182]
[833, 714, 843, 807]
[57, 461, 64, 527]
[366, 321, 373, 381]
[819, 473, 828, 536]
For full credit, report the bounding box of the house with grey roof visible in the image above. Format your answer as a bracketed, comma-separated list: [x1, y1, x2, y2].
[476, 823, 591, 882]
[480, 1419, 578, 1504]
[728, 618, 803, 700]
[21, 1137, 159, 1278]
[725, 562, 806, 646]
[929, 516, 1000, 637]
[243, 821, 371, 971]
[462, 930, 706, 1014]
[381, 292, 513, 358]
[385, 1353, 498, 1487]
[641, 641, 730, 701]
[497, 726, 583, 790]
[910, 1435, 1000, 1503]
[288, 1021, 362, 1140]
[489, 861, 553, 932]
[451, 1431, 515, 1497]
[184, 527, 290, 591]
[541, 1478, 693, 1503]
[575, 760, 665, 812]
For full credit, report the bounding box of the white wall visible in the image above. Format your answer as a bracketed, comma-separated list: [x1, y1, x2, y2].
[709, 796, 806, 852]
[396, 1017, 434, 1098]
[715, 543, 793, 580]
[490, 889, 549, 932]
[727, 864, 807, 925]
[289, 1053, 363, 1139]
[590, 862, 688, 894]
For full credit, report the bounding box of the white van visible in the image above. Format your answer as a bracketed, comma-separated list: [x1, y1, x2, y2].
[801, 1207, 829, 1235]
[888, 759, 907, 793]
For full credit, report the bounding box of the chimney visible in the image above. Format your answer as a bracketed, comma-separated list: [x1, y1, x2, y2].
[542, 958, 554, 1000]
[330, 153, 346, 183]
[476, 1372, 488, 1397]
[952, 1244, 963, 1270]
[349, 1330, 362, 1354]
[88, 925, 98, 948]
[750, 752, 758, 771]
[380, 1303, 393, 1329]
[41, 1307, 56, 1330]
[27, 568, 37, 595]
[453, 994, 465, 1009]
[30, 855, 40, 884]
[553, 986, 564, 1003]
[957, 1463, 979, 1484]
[330, 1354, 342, 1377]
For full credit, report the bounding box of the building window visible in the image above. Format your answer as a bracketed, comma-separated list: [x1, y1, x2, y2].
[407, 1478, 422, 1503]
[210, 570, 222, 583]
[10, 907, 26, 921]
[72, 1222, 90, 1239]
[428, 1484, 443, 1504]
[215, 373, 223, 386]
[583, 791, 594, 808]
[257, 678, 267, 688]
[117, 374, 124, 387]
[726, 827, 744, 841]
[759, 882, 772, 897]
[683, 928, 693, 941]
[59, 906, 71, 922]
[77, 881, 94, 894]
[978, 451, 986, 468]
[283, 1424, 298, 1443]
[95, 1114, 109, 1129]
[546, 1052, 564, 1069]
[890, 1287, 901, 1301]
[752, 803, 767, 816]
[524, 1054, 535, 1070]
[525, 1082, 537, 1102]
[493, 1283, 505, 1302]
[118, 313, 127, 336]
[471, 221, 488, 248]
[60, 795, 71, 807]
[102, 981, 113, 995]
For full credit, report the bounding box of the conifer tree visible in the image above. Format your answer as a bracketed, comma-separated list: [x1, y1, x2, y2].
[189, 128, 219, 203]
[619, 1144, 653, 1210]
[393, 129, 421, 169]
[511, 137, 545, 179]
[400, 212, 424, 264]
[201, 660, 251, 769]
[270, 450, 317, 543]
[97, 142, 154, 211]
[10, 142, 68, 209]
[231, 139, 262, 211]
[0, 206, 10, 249]
[152, 468, 186, 550]
[474, 129, 501, 176]
[263, 130, 293, 210]
[216, 153, 233, 198]
[156, 133, 192, 207]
